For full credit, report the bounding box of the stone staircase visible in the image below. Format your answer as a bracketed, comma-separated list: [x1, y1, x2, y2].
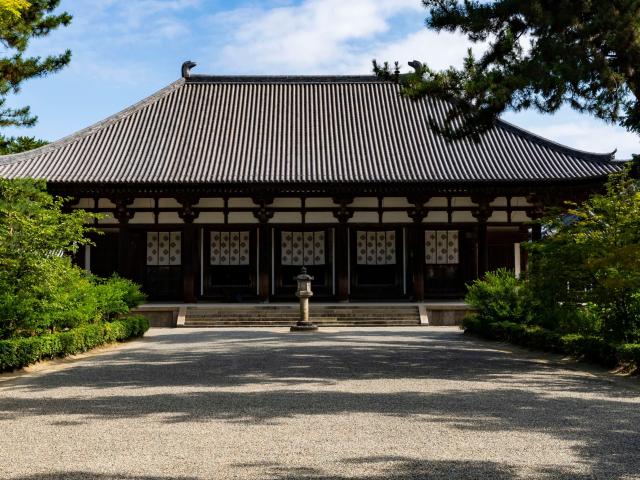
[182, 304, 421, 327]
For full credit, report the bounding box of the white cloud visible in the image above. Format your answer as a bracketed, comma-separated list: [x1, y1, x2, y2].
[209, 0, 426, 74]
[354, 29, 481, 73]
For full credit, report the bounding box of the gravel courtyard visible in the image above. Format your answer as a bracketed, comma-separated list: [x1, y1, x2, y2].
[0, 327, 639, 480]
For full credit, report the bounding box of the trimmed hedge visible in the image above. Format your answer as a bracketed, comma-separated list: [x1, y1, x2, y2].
[463, 316, 639, 370]
[0, 315, 149, 372]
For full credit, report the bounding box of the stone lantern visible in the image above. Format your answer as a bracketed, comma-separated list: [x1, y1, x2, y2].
[290, 267, 318, 332]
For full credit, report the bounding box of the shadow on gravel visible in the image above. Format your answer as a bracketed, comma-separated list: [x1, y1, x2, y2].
[8, 458, 593, 480]
[237, 456, 595, 480]
[12, 475, 197, 480]
[2, 329, 639, 479]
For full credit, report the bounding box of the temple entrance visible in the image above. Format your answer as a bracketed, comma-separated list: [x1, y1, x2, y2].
[143, 230, 183, 301]
[273, 228, 333, 300]
[424, 228, 477, 298]
[350, 228, 406, 300]
[202, 228, 257, 302]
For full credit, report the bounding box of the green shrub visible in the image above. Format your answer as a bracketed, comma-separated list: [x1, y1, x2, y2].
[93, 275, 146, 321]
[616, 343, 640, 367]
[461, 315, 483, 334]
[465, 269, 530, 327]
[0, 179, 146, 340]
[463, 319, 639, 369]
[560, 334, 618, 367]
[0, 315, 149, 372]
[525, 166, 640, 342]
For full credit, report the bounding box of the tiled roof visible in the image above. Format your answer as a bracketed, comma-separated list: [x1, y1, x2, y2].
[0, 75, 621, 184]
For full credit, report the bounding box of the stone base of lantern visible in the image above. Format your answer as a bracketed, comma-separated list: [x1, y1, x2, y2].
[290, 321, 319, 332]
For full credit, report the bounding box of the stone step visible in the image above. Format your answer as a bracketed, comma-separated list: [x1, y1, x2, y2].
[185, 319, 418, 324]
[182, 322, 419, 327]
[186, 314, 419, 318]
[187, 311, 419, 316]
[183, 319, 419, 325]
[182, 305, 420, 328]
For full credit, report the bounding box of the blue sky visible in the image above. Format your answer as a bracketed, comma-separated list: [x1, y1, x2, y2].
[7, 0, 638, 159]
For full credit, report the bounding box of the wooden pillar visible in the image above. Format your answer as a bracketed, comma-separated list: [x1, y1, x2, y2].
[335, 223, 349, 301]
[113, 198, 133, 279]
[477, 220, 488, 278]
[333, 198, 354, 302]
[253, 198, 274, 302]
[407, 197, 429, 302]
[410, 224, 425, 301]
[471, 197, 493, 279]
[178, 197, 200, 303]
[257, 223, 270, 301]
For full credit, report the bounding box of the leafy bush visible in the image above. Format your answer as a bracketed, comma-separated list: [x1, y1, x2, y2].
[465, 269, 530, 327]
[0, 179, 147, 338]
[617, 344, 640, 366]
[526, 164, 640, 343]
[0, 316, 149, 372]
[559, 334, 618, 367]
[93, 275, 147, 321]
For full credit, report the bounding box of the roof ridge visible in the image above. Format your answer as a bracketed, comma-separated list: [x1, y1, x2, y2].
[0, 79, 186, 167]
[186, 74, 386, 84]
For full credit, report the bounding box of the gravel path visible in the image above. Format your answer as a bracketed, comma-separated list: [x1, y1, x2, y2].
[0, 327, 639, 480]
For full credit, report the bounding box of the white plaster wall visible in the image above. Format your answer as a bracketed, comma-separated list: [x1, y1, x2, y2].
[228, 212, 258, 224]
[272, 198, 302, 208]
[305, 197, 337, 208]
[382, 211, 411, 223]
[130, 212, 155, 224]
[158, 212, 183, 224]
[351, 197, 378, 207]
[383, 197, 411, 208]
[130, 198, 154, 209]
[451, 197, 475, 207]
[98, 198, 116, 209]
[271, 212, 303, 223]
[451, 211, 476, 222]
[228, 198, 257, 208]
[491, 197, 508, 207]
[511, 211, 531, 222]
[194, 212, 225, 224]
[305, 212, 338, 223]
[158, 198, 181, 208]
[350, 211, 379, 223]
[424, 211, 449, 223]
[489, 211, 509, 222]
[195, 198, 225, 208]
[426, 197, 448, 207]
[512, 196, 533, 207]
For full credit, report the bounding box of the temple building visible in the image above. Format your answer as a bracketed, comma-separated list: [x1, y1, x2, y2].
[0, 63, 622, 304]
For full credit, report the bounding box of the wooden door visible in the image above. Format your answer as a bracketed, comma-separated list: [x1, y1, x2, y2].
[350, 228, 404, 300]
[202, 228, 257, 302]
[273, 228, 332, 300]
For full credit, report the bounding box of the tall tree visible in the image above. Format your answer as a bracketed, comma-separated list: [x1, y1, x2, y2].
[374, 1, 640, 141]
[0, 0, 70, 152]
[0, 0, 30, 26]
